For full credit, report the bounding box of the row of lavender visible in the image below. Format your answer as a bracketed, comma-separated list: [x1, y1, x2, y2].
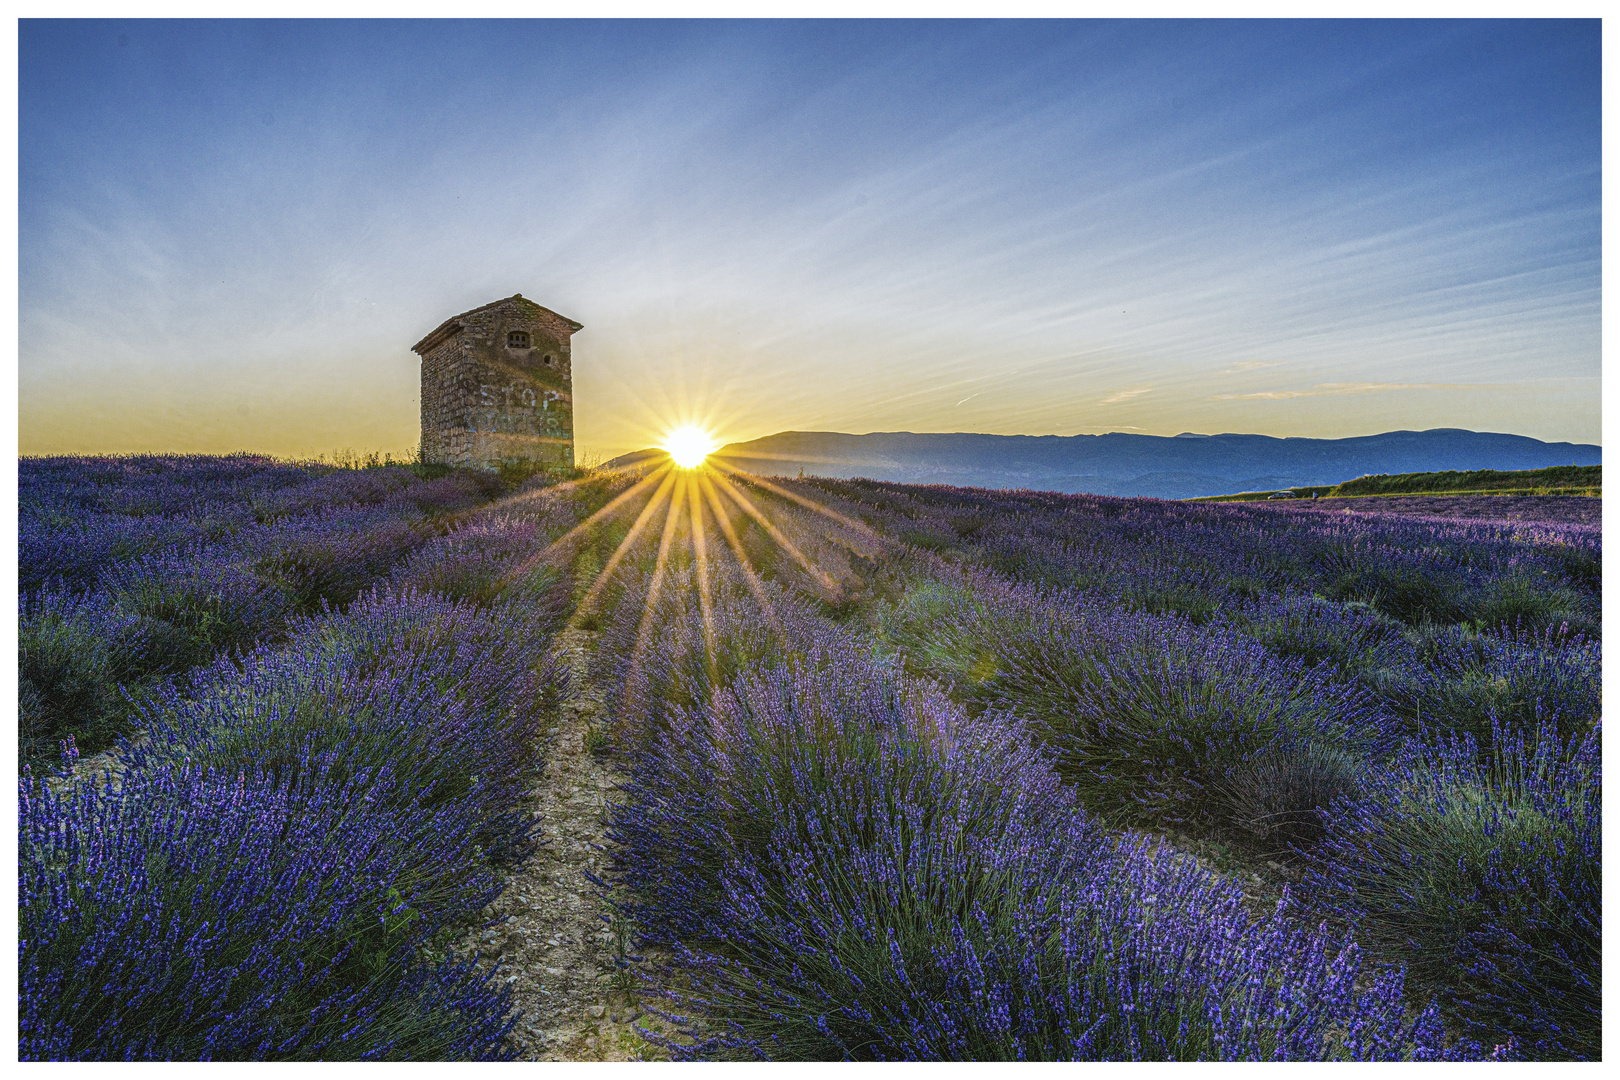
[19, 456, 614, 1058]
[821, 481, 1601, 1059]
[19, 455, 499, 760]
[571, 491, 1396, 1058]
[803, 478, 1600, 637]
[866, 573, 1598, 1059]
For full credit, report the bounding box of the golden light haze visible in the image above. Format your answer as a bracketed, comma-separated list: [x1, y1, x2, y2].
[17, 311, 1600, 462]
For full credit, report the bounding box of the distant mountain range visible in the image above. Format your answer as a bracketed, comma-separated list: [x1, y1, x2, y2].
[676, 429, 1603, 500]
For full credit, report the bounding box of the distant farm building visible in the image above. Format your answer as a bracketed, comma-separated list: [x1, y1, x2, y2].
[412, 294, 580, 472]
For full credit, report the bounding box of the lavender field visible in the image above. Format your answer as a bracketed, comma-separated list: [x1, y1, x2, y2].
[19, 457, 1601, 1061]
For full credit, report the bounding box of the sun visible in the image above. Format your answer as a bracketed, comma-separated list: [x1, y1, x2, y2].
[663, 425, 716, 469]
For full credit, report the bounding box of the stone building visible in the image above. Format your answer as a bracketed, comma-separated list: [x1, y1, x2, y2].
[411, 294, 581, 472]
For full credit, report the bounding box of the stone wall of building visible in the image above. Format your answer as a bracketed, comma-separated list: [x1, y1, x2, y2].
[414, 295, 578, 472]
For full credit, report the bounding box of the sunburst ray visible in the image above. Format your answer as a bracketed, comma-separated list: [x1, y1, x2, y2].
[707, 469, 833, 589]
[477, 457, 658, 517]
[572, 466, 680, 623]
[622, 471, 690, 716]
[686, 472, 719, 682]
[709, 460, 880, 541]
[698, 471, 784, 637]
[495, 462, 673, 591]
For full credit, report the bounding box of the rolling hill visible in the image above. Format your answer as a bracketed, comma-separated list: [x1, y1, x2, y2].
[695, 429, 1601, 499]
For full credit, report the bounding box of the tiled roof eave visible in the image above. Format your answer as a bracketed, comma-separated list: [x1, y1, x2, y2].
[411, 295, 583, 355]
[412, 320, 463, 355]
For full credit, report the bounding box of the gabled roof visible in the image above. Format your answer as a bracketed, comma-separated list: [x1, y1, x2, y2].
[411, 294, 584, 355]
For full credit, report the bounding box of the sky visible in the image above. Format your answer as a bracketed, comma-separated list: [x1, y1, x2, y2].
[17, 18, 1602, 460]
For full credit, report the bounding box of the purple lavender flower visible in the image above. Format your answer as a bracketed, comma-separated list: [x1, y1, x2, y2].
[609, 657, 1447, 1060]
[1305, 718, 1600, 1059]
[20, 752, 517, 1060]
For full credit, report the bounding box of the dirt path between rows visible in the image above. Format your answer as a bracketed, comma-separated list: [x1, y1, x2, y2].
[460, 625, 675, 1061]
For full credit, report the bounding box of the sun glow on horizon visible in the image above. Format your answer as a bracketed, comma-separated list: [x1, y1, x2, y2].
[663, 425, 717, 469]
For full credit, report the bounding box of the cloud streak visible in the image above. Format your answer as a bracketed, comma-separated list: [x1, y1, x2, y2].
[1212, 382, 1503, 401]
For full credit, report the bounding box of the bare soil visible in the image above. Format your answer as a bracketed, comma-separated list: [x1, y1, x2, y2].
[453, 625, 679, 1061]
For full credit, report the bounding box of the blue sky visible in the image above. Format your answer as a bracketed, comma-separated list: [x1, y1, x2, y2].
[19, 19, 1601, 458]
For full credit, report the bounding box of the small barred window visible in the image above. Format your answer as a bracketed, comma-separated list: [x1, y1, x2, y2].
[507, 330, 530, 348]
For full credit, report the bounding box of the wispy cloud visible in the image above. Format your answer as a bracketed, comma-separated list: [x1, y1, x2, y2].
[1221, 360, 1287, 374]
[1213, 382, 1499, 400]
[1101, 385, 1154, 404]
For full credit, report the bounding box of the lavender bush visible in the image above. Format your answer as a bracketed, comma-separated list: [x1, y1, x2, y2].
[872, 581, 1389, 840]
[248, 506, 431, 611]
[1000, 617, 1388, 837]
[387, 510, 575, 611]
[610, 658, 1446, 1060]
[19, 590, 166, 759]
[96, 550, 297, 672]
[21, 454, 312, 592]
[1470, 572, 1596, 637]
[129, 587, 563, 866]
[1368, 622, 1600, 752]
[600, 564, 861, 757]
[20, 750, 515, 1060]
[17, 456, 510, 758]
[1218, 592, 1402, 674]
[20, 508, 225, 594]
[21, 586, 568, 1058]
[1305, 719, 1601, 1059]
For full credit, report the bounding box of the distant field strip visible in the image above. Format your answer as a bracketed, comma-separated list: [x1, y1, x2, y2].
[1192, 464, 1600, 502]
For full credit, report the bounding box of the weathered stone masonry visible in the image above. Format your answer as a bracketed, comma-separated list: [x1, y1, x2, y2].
[412, 294, 581, 472]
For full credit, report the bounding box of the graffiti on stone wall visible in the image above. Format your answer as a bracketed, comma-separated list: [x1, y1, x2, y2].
[477, 384, 565, 409]
[468, 410, 571, 437]
[469, 383, 570, 437]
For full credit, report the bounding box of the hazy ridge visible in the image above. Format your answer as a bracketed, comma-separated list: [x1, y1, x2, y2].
[701, 428, 1602, 499]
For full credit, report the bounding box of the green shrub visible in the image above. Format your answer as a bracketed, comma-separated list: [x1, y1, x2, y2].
[1467, 575, 1595, 637]
[19, 592, 162, 759]
[983, 616, 1384, 833]
[1308, 722, 1600, 1059]
[1326, 565, 1466, 626]
[873, 581, 1000, 692]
